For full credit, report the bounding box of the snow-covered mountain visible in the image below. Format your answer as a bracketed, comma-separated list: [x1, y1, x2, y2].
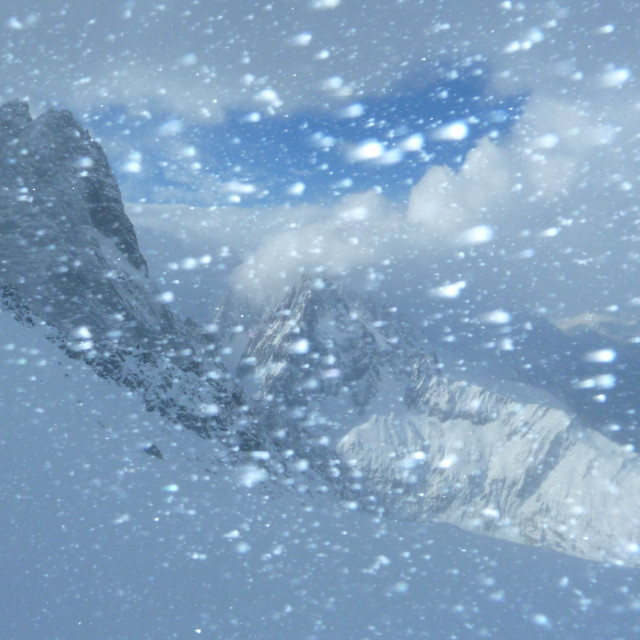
[340, 374, 640, 567]
[4, 100, 640, 637]
[220, 276, 640, 567]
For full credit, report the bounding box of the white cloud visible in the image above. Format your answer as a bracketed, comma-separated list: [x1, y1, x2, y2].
[129, 77, 640, 318]
[229, 191, 403, 301]
[11, 0, 638, 317]
[227, 85, 640, 313]
[407, 138, 511, 238]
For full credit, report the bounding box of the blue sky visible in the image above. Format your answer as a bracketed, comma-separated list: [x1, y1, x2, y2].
[87, 65, 525, 207]
[3, 0, 640, 316]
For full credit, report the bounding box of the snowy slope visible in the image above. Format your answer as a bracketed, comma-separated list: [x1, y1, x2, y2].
[339, 374, 640, 567]
[4, 305, 640, 640]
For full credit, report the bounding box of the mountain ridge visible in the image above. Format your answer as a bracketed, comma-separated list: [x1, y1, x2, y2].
[3, 100, 640, 568]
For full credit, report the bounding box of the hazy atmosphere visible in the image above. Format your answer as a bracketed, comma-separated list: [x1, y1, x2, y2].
[4, 0, 640, 319]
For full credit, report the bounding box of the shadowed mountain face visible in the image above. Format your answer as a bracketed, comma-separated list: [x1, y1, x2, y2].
[0, 101, 247, 439]
[0, 100, 143, 269]
[0, 100, 155, 340]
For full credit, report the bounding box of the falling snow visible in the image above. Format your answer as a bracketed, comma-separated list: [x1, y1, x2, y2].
[3, 1, 640, 637]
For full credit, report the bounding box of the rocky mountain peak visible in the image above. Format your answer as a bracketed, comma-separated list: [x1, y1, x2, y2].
[0, 101, 156, 338]
[276, 276, 349, 325]
[0, 101, 248, 440]
[235, 276, 434, 431]
[16, 103, 146, 273]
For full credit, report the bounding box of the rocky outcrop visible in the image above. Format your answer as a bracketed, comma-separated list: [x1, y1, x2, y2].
[0, 101, 246, 440]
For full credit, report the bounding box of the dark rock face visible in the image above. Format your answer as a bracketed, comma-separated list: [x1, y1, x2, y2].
[0, 102, 157, 343]
[2, 105, 146, 271]
[1, 284, 36, 326]
[0, 101, 248, 440]
[245, 278, 379, 409]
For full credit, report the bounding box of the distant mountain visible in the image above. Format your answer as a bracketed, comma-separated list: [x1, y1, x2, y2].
[221, 277, 640, 566]
[555, 311, 640, 344]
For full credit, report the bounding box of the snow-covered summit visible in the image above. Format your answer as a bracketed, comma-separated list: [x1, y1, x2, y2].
[339, 373, 640, 567]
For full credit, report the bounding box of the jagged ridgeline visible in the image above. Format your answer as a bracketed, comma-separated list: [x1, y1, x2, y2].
[0, 101, 249, 441]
